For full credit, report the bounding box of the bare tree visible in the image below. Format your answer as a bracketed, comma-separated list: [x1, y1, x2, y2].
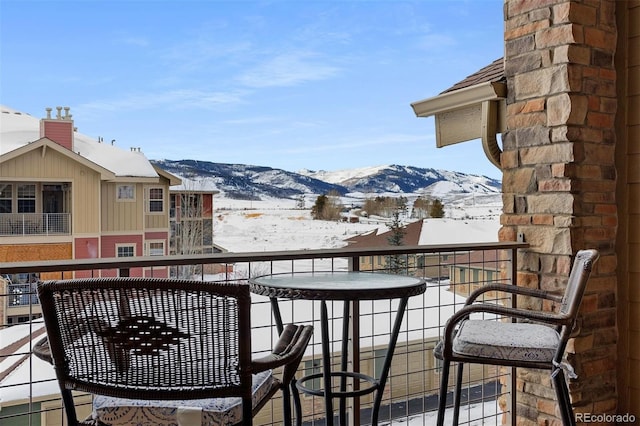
[171, 175, 210, 279]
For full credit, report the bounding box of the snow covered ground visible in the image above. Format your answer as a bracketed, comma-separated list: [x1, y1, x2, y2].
[212, 195, 501, 253]
[2, 194, 504, 424]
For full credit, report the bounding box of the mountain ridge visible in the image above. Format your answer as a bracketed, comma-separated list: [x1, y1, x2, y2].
[152, 159, 501, 201]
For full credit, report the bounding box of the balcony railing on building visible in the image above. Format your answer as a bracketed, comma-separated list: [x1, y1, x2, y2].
[0, 242, 526, 426]
[0, 213, 71, 236]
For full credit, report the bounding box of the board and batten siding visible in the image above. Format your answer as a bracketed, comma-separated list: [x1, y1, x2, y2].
[144, 184, 171, 230]
[101, 182, 145, 232]
[0, 146, 101, 234]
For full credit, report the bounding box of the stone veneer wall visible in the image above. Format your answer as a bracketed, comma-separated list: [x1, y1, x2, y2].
[500, 0, 618, 424]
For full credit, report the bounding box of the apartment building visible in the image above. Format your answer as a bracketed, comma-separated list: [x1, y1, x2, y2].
[0, 105, 181, 324]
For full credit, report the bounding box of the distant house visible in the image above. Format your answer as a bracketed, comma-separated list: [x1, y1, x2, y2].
[0, 105, 181, 325]
[447, 249, 502, 298]
[345, 217, 500, 280]
[345, 219, 427, 274]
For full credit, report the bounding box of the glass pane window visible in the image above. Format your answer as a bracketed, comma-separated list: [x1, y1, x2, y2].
[117, 245, 135, 258]
[117, 185, 135, 200]
[303, 359, 323, 391]
[148, 242, 164, 256]
[0, 184, 12, 213]
[17, 184, 36, 213]
[373, 348, 386, 379]
[149, 188, 164, 212]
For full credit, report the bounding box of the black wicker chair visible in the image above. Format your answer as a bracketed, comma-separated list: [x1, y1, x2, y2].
[36, 278, 313, 426]
[435, 249, 599, 426]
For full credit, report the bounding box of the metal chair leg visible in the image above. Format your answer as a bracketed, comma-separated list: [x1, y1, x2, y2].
[436, 359, 450, 426]
[291, 379, 303, 426]
[61, 388, 79, 426]
[453, 362, 464, 426]
[553, 369, 576, 426]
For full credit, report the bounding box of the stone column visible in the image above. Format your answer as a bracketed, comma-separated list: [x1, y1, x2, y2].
[500, 0, 618, 424]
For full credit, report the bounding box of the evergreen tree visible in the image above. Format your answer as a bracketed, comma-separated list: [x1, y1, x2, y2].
[430, 199, 445, 218]
[311, 194, 327, 219]
[311, 193, 342, 220]
[386, 210, 407, 274]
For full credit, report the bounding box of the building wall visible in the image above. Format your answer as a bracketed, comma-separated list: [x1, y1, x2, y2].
[145, 183, 171, 230]
[0, 146, 101, 234]
[101, 182, 145, 232]
[616, 0, 640, 415]
[501, 0, 618, 423]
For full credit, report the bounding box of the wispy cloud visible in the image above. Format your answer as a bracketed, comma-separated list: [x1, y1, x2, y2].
[237, 51, 341, 88]
[77, 88, 248, 117]
[416, 33, 457, 51]
[281, 133, 430, 154]
[118, 36, 150, 48]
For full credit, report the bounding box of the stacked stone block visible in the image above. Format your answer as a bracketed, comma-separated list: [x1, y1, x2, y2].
[501, 0, 618, 424]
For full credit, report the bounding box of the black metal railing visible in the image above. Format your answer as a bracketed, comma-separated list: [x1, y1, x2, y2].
[0, 242, 526, 426]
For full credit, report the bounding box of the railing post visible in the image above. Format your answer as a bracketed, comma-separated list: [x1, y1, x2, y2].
[347, 256, 361, 425]
[509, 246, 518, 426]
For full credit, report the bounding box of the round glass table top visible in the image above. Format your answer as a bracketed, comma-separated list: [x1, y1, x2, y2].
[249, 271, 426, 301]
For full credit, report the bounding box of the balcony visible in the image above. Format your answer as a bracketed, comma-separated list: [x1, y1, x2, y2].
[0, 213, 71, 236]
[0, 242, 526, 425]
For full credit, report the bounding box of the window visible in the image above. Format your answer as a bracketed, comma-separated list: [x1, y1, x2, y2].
[117, 185, 135, 201]
[17, 184, 36, 213]
[0, 184, 11, 213]
[117, 245, 135, 258]
[117, 244, 135, 277]
[303, 359, 323, 392]
[149, 188, 164, 213]
[148, 241, 164, 256]
[373, 348, 387, 379]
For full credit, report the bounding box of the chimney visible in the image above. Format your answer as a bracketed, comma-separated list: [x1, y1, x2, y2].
[40, 106, 74, 151]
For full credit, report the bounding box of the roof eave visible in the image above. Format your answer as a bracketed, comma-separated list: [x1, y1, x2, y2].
[153, 165, 183, 186]
[411, 81, 506, 118]
[0, 138, 117, 180]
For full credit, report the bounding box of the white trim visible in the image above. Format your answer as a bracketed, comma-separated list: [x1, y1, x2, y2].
[411, 81, 506, 117]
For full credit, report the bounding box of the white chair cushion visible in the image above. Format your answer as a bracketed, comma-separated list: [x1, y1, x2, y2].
[92, 370, 276, 426]
[452, 320, 560, 362]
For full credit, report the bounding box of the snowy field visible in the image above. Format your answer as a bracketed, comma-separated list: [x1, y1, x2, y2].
[212, 193, 502, 254]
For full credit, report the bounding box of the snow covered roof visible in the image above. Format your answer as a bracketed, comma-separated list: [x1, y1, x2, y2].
[418, 218, 500, 245]
[346, 217, 499, 248]
[0, 105, 160, 179]
[0, 320, 58, 403]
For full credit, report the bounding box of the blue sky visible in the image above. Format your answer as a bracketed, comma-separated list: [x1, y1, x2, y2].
[1, 0, 504, 179]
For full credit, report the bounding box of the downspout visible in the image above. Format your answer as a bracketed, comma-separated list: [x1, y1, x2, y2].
[481, 100, 502, 169]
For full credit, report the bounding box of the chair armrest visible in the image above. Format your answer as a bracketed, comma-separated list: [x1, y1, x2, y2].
[465, 283, 564, 306]
[252, 324, 313, 378]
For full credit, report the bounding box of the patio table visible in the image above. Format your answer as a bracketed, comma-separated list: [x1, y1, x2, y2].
[249, 271, 426, 426]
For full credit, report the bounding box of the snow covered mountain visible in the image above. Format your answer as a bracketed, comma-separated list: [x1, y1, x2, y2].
[152, 159, 501, 201]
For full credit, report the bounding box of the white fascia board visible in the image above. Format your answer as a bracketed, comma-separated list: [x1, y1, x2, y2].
[411, 81, 506, 118]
